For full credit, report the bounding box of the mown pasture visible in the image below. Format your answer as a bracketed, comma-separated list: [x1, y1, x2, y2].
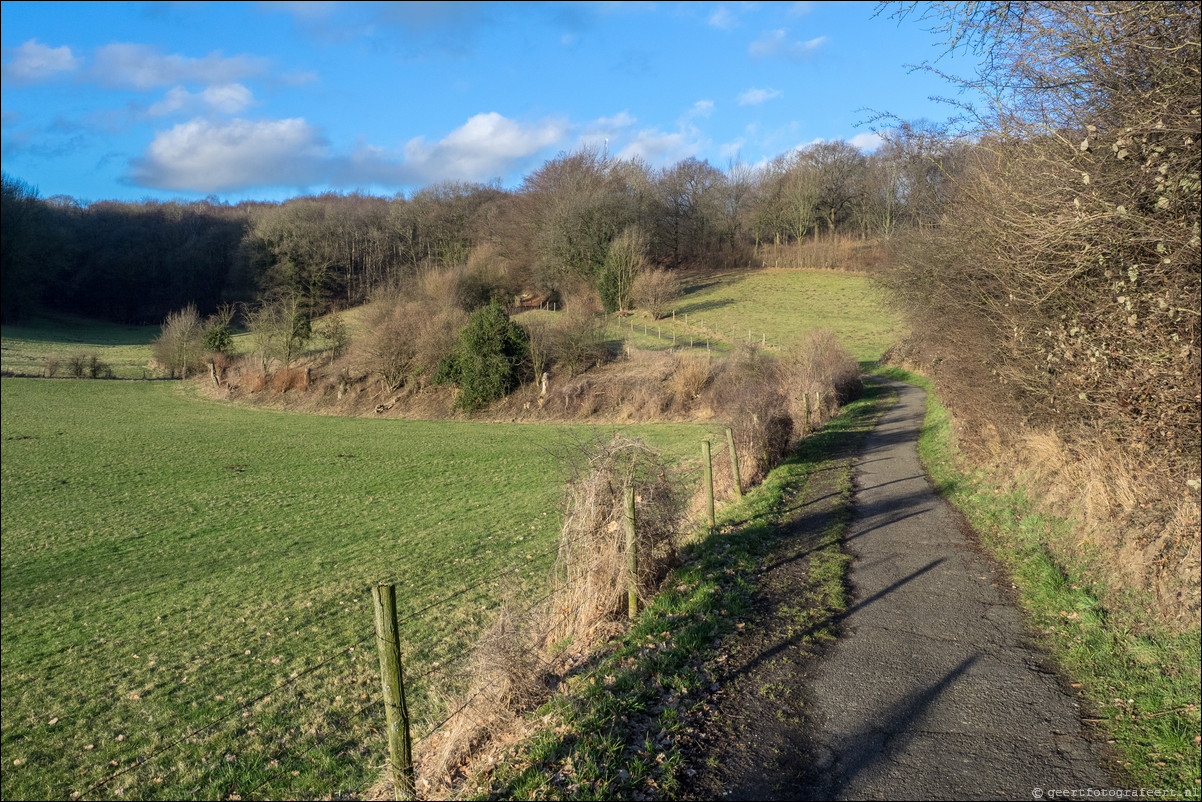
[0, 378, 718, 800]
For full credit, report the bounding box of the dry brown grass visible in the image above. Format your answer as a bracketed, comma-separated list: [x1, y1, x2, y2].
[893, 335, 1201, 629]
[550, 434, 682, 639]
[1002, 428, 1201, 629]
[757, 236, 887, 273]
[269, 367, 308, 394]
[419, 603, 554, 789]
[247, 370, 269, 393]
[416, 435, 683, 793]
[668, 352, 713, 409]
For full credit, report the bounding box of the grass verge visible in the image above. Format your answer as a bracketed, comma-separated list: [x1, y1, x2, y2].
[470, 381, 894, 800]
[871, 365, 1201, 797]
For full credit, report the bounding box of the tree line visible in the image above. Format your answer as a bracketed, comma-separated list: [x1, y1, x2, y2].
[1, 132, 963, 325]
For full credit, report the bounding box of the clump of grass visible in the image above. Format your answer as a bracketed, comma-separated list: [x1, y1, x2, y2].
[552, 435, 683, 638]
[414, 434, 685, 796]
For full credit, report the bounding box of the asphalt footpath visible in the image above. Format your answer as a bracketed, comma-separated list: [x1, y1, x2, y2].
[798, 377, 1114, 800]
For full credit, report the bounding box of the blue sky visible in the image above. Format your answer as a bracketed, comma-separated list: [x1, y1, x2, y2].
[1, 1, 971, 203]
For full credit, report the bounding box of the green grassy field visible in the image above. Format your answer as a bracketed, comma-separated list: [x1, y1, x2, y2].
[668, 269, 902, 362]
[0, 378, 718, 801]
[519, 268, 903, 364]
[1, 315, 163, 379]
[0, 267, 905, 799]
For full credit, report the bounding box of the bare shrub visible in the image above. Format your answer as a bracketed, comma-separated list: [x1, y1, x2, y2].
[153, 304, 205, 378]
[42, 353, 60, 378]
[314, 308, 350, 359]
[413, 307, 467, 389]
[781, 329, 862, 425]
[550, 309, 609, 378]
[87, 354, 113, 379]
[66, 352, 96, 379]
[523, 318, 553, 384]
[417, 259, 516, 314]
[631, 268, 681, 320]
[356, 300, 464, 392]
[270, 368, 307, 394]
[358, 302, 422, 391]
[706, 345, 793, 485]
[668, 352, 712, 409]
[560, 276, 604, 315]
[552, 434, 683, 642]
[598, 227, 649, 313]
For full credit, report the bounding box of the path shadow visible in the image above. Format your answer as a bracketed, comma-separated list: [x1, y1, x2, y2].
[804, 654, 980, 800]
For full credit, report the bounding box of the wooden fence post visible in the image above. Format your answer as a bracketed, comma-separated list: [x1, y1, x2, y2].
[702, 440, 715, 530]
[624, 486, 637, 619]
[372, 584, 415, 801]
[725, 428, 743, 500]
[802, 392, 810, 436]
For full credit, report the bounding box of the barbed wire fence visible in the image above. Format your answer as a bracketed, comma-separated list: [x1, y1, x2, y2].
[60, 428, 760, 802]
[609, 311, 781, 354]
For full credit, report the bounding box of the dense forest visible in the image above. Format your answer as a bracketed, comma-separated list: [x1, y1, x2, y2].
[1, 130, 958, 325]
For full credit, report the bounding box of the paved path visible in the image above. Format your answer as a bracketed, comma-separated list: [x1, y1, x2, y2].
[800, 378, 1113, 799]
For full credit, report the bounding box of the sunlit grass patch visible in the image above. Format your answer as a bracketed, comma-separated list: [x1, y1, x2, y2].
[0, 378, 715, 800]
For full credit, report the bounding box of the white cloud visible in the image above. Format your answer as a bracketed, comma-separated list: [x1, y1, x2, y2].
[128, 117, 329, 191]
[148, 84, 255, 117]
[616, 124, 706, 164]
[91, 43, 270, 90]
[687, 100, 715, 119]
[849, 132, 884, 152]
[708, 6, 737, 29]
[590, 112, 637, 131]
[749, 30, 826, 62]
[128, 111, 572, 192]
[737, 87, 782, 106]
[2, 39, 81, 85]
[398, 112, 569, 183]
[719, 138, 746, 161]
[578, 112, 637, 153]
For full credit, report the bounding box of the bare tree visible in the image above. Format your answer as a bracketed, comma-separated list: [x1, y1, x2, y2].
[632, 268, 681, 320]
[153, 304, 205, 378]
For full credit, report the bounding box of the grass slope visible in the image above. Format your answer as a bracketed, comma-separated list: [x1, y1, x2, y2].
[1, 378, 716, 801]
[670, 269, 902, 362]
[519, 268, 902, 364]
